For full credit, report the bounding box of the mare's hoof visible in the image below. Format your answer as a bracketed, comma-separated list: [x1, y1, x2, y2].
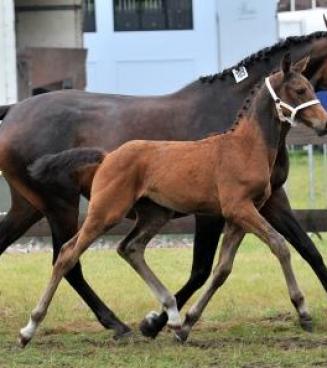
[113, 326, 133, 341]
[300, 317, 313, 333]
[167, 323, 182, 331]
[139, 311, 161, 339]
[17, 333, 31, 348]
[174, 328, 189, 343]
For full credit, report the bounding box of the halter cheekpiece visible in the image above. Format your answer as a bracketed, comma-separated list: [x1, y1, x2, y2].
[265, 76, 320, 127]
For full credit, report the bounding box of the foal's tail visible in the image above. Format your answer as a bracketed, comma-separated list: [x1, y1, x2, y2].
[0, 104, 15, 120]
[28, 148, 106, 185]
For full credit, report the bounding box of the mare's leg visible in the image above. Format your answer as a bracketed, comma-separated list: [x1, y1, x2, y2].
[117, 205, 183, 329]
[0, 186, 42, 255]
[140, 215, 224, 338]
[46, 197, 130, 338]
[261, 188, 327, 292]
[175, 224, 244, 342]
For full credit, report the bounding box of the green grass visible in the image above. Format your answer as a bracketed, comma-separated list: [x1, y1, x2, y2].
[2, 238, 327, 368]
[288, 150, 327, 209]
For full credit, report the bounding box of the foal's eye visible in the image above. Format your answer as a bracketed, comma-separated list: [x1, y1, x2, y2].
[296, 88, 306, 95]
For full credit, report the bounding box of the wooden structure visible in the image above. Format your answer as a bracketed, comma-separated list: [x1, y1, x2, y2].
[17, 47, 87, 99]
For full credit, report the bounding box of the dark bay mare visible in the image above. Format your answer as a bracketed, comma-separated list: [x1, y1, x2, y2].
[1, 32, 327, 339]
[17, 54, 327, 346]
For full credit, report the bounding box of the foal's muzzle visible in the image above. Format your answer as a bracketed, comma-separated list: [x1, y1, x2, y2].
[316, 122, 327, 136]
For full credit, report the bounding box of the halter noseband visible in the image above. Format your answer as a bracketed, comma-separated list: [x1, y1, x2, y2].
[265, 76, 320, 127]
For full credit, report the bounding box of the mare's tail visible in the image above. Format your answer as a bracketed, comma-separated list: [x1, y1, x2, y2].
[28, 148, 106, 185]
[0, 104, 15, 120]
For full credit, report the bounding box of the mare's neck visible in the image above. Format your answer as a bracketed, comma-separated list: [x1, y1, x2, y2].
[182, 38, 316, 135]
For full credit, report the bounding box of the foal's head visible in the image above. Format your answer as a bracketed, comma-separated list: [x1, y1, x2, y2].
[269, 53, 327, 135]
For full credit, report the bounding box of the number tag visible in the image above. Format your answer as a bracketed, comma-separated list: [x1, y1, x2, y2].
[232, 66, 249, 83]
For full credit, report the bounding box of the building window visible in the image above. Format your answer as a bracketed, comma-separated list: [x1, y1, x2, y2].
[114, 0, 193, 32]
[83, 0, 96, 32]
[278, 0, 327, 12]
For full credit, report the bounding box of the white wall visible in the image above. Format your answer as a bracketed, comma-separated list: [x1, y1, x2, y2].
[278, 8, 327, 38]
[216, 0, 278, 69]
[0, 0, 17, 105]
[85, 0, 219, 95]
[85, 0, 278, 95]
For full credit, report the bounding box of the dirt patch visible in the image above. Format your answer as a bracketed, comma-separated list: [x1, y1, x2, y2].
[186, 335, 327, 351]
[41, 321, 103, 335]
[260, 312, 293, 323]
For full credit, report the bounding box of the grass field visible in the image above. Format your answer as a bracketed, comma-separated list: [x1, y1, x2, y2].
[2, 237, 327, 368]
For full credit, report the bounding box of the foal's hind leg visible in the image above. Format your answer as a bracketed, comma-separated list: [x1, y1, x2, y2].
[175, 224, 244, 342]
[46, 197, 131, 339]
[117, 205, 181, 330]
[18, 232, 80, 347]
[18, 191, 133, 346]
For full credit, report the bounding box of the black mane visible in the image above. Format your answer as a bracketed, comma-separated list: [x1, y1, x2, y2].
[200, 31, 327, 84]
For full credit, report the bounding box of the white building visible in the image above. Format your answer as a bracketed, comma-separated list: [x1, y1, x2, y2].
[84, 0, 278, 95]
[278, 7, 327, 38]
[0, 0, 17, 104]
[0, 0, 85, 106]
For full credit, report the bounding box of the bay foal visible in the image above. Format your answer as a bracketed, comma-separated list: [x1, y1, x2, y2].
[20, 54, 327, 346]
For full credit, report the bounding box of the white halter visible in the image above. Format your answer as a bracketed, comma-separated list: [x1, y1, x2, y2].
[265, 76, 320, 127]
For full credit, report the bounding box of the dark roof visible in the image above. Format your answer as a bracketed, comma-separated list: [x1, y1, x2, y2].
[278, 0, 327, 12]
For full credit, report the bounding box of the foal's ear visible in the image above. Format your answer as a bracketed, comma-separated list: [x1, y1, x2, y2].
[281, 53, 292, 76]
[293, 55, 311, 74]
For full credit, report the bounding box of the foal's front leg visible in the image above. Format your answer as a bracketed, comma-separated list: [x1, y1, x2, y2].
[228, 202, 312, 330]
[175, 224, 245, 342]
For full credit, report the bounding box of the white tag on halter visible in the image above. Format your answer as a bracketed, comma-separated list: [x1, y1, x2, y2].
[232, 66, 249, 83]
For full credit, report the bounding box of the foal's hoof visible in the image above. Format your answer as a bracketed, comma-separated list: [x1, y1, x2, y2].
[139, 311, 161, 339]
[17, 333, 31, 348]
[300, 317, 313, 333]
[174, 327, 189, 343]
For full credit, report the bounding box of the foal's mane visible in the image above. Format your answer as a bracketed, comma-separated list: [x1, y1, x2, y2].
[200, 31, 327, 84]
[206, 82, 263, 138]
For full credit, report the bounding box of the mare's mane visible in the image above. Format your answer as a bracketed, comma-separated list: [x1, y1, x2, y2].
[199, 31, 327, 84]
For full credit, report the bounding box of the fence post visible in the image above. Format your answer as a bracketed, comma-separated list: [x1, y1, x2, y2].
[308, 144, 315, 209]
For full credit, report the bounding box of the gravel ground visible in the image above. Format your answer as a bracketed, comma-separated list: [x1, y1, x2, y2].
[4, 234, 194, 254]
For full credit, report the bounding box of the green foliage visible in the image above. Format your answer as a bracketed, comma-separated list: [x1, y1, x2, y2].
[287, 150, 327, 209]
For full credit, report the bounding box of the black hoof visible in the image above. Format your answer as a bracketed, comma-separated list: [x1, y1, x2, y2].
[113, 325, 133, 341]
[300, 317, 313, 333]
[139, 316, 161, 339]
[174, 328, 189, 343]
[17, 334, 31, 348]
